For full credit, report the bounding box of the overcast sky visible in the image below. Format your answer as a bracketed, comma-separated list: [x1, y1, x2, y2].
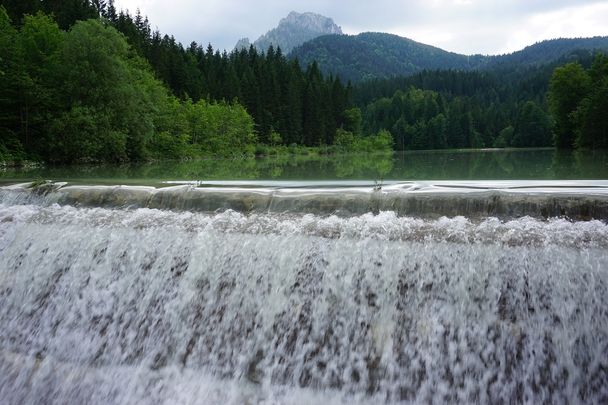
[114, 0, 608, 55]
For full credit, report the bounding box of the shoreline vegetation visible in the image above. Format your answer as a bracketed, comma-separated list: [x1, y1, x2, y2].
[1, 3, 607, 166]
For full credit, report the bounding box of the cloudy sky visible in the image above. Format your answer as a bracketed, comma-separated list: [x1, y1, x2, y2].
[114, 0, 608, 55]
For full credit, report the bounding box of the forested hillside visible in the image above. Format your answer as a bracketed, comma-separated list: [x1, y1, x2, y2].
[290, 32, 487, 82]
[291, 32, 608, 83]
[1, 1, 606, 163]
[489, 37, 608, 68]
[353, 51, 602, 150]
[0, 2, 358, 163]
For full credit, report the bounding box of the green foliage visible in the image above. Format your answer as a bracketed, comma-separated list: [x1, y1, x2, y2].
[574, 55, 608, 148]
[195, 100, 257, 156]
[0, 9, 264, 163]
[548, 62, 591, 148]
[269, 130, 282, 146]
[353, 56, 604, 150]
[47, 106, 126, 162]
[0, 0, 98, 29]
[342, 107, 362, 135]
[146, 131, 192, 159]
[364, 88, 455, 150]
[513, 101, 551, 147]
[367, 129, 393, 151]
[148, 97, 257, 158]
[334, 128, 355, 148]
[18, 12, 64, 153]
[0, 6, 24, 156]
[45, 19, 162, 162]
[548, 55, 608, 149]
[334, 128, 393, 153]
[494, 126, 514, 148]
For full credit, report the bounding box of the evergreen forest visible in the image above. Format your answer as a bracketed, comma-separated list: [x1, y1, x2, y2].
[0, 1, 606, 164]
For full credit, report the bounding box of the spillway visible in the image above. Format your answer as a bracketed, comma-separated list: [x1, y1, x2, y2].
[0, 181, 607, 404]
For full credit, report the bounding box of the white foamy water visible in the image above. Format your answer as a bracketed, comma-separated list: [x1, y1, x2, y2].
[0, 191, 607, 404]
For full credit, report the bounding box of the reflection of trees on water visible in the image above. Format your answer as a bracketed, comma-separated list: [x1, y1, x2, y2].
[161, 153, 396, 180]
[392, 149, 608, 180]
[552, 150, 579, 179]
[572, 149, 608, 179]
[551, 149, 608, 180]
[1, 149, 607, 182]
[333, 153, 393, 179]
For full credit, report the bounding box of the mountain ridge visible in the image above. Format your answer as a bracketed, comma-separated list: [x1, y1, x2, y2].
[289, 32, 488, 82]
[289, 32, 608, 82]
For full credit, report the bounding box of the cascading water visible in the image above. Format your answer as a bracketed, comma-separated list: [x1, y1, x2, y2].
[0, 181, 607, 404]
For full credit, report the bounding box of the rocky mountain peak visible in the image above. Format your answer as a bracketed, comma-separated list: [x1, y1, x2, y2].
[235, 11, 342, 54]
[281, 11, 343, 35]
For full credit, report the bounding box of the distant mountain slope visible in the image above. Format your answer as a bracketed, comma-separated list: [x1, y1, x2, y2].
[487, 37, 608, 68]
[290, 32, 608, 82]
[235, 11, 342, 54]
[290, 32, 488, 82]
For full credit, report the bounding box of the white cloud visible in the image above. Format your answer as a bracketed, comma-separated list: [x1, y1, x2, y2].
[114, 0, 608, 54]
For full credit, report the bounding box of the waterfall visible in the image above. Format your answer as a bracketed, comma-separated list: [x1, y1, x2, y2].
[2, 180, 608, 220]
[0, 183, 607, 404]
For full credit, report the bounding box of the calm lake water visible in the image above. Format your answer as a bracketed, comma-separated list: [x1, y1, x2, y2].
[1, 148, 607, 186]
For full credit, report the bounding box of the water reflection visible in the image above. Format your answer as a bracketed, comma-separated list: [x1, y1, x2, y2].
[1, 149, 607, 186]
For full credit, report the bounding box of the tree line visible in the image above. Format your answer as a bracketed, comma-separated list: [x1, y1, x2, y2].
[1, 0, 605, 164]
[0, 1, 360, 163]
[3, 0, 353, 146]
[354, 51, 605, 150]
[106, 7, 352, 147]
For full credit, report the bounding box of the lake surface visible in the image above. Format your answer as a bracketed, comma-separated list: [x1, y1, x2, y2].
[1, 148, 607, 187]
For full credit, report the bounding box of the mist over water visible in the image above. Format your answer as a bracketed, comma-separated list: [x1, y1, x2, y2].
[0, 181, 607, 404]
